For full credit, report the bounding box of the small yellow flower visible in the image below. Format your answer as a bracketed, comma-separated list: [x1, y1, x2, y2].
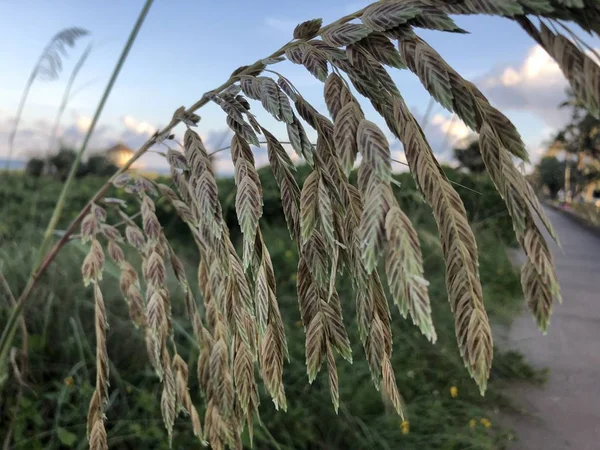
[126, 385, 132, 393]
[64, 377, 74, 387]
[401, 420, 410, 435]
[480, 418, 491, 428]
[469, 419, 477, 429]
[295, 320, 303, 327]
[450, 386, 458, 398]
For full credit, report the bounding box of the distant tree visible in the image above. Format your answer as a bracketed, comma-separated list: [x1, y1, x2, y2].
[49, 147, 87, 181]
[25, 157, 45, 177]
[454, 140, 486, 173]
[558, 89, 600, 161]
[537, 156, 565, 199]
[539, 89, 600, 201]
[85, 155, 118, 176]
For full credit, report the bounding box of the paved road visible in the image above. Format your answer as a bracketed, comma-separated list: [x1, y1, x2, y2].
[503, 206, 600, 450]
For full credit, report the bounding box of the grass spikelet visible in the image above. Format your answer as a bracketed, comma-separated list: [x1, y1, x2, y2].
[333, 102, 363, 176]
[300, 170, 320, 243]
[80, 207, 110, 449]
[259, 324, 287, 411]
[263, 128, 301, 241]
[538, 22, 600, 117]
[21, 3, 600, 448]
[384, 203, 436, 343]
[392, 96, 492, 394]
[184, 129, 223, 239]
[173, 354, 205, 441]
[479, 122, 561, 332]
[293, 18, 323, 40]
[356, 119, 392, 273]
[231, 134, 263, 268]
[396, 32, 529, 161]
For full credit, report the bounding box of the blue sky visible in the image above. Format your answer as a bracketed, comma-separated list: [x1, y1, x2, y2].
[0, 0, 585, 172]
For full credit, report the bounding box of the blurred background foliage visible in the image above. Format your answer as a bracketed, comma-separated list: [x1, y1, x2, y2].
[24, 147, 119, 181]
[0, 165, 540, 449]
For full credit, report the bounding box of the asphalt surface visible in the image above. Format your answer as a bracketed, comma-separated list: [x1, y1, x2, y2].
[503, 206, 600, 450]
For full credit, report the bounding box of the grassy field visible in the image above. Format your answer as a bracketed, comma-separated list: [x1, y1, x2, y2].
[0, 167, 540, 449]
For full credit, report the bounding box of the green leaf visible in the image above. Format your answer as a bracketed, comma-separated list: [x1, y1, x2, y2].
[57, 427, 77, 447]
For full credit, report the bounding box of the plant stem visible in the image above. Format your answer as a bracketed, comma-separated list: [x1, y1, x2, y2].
[0, 0, 153, 364]
[5, 29, 89, 170]
[0, 270, 28, 449]
[1, 7, 360, 373]
[0, 270, 27, 372]
[47, 44, 93, 154]
[5, 71, 36, 170]
[35, 0, 154, 267]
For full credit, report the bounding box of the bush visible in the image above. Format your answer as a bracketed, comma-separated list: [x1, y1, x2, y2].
[85, 155, 118, 177]
[0, 169, 540, 449]
[454, 140, 486, 173]
[537, 157, 565, 199]
[22, 148, 117, 182]
[25, 157, 45, 177]
[48, 148, 87, 181]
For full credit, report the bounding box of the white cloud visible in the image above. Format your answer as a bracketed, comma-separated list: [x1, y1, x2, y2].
[201, 128, 234, 153]
[479, 45, 564, 90]
[214, 155, 235, 175]
[123, 115, 156, 135]
[521, 125, 559, 168]
[475, 44, 569, 127]
[254, 149, 270, 167]
[468, 44, 600, 165]
[76, 115, 92, 132]
[0, 110, 160, 161]
[430, 113, 472, 143]
[390, 150, 409, 173]
[389, 110, 475, 171]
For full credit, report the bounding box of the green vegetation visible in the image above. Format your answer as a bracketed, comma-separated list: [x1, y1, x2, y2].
[453, 140, 486, 174]
[1, 168, 538, 449]
[5, 28, 89, 170]
[5, 2, 599, 447]
[533, 89, 600, 227]
[536, 89, 600, 203]
[568, 202, 600, 228]
[537, 157, 565, 200]
[24, 148, 119, 181]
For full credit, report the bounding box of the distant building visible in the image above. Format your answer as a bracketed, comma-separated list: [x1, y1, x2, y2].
[575, 180, 600, 207]
[105, 143, 134, 168]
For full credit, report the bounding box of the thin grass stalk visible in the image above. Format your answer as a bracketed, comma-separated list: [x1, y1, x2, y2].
[5, 28, 89, 170]
[5, 0, 374, 340]
[420, 96, 435, 130]
[0, 0, 496, 377]
[35, 0, 154, 266]
[0, 269, 27, 448]
[0, 271, 27, 375]
[47, 43, 93, 154]
[0, 49, 286, 372]
[5, 71, 37, 170]
[0, 0, 153, 365]
[2, 2, 599, 427]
